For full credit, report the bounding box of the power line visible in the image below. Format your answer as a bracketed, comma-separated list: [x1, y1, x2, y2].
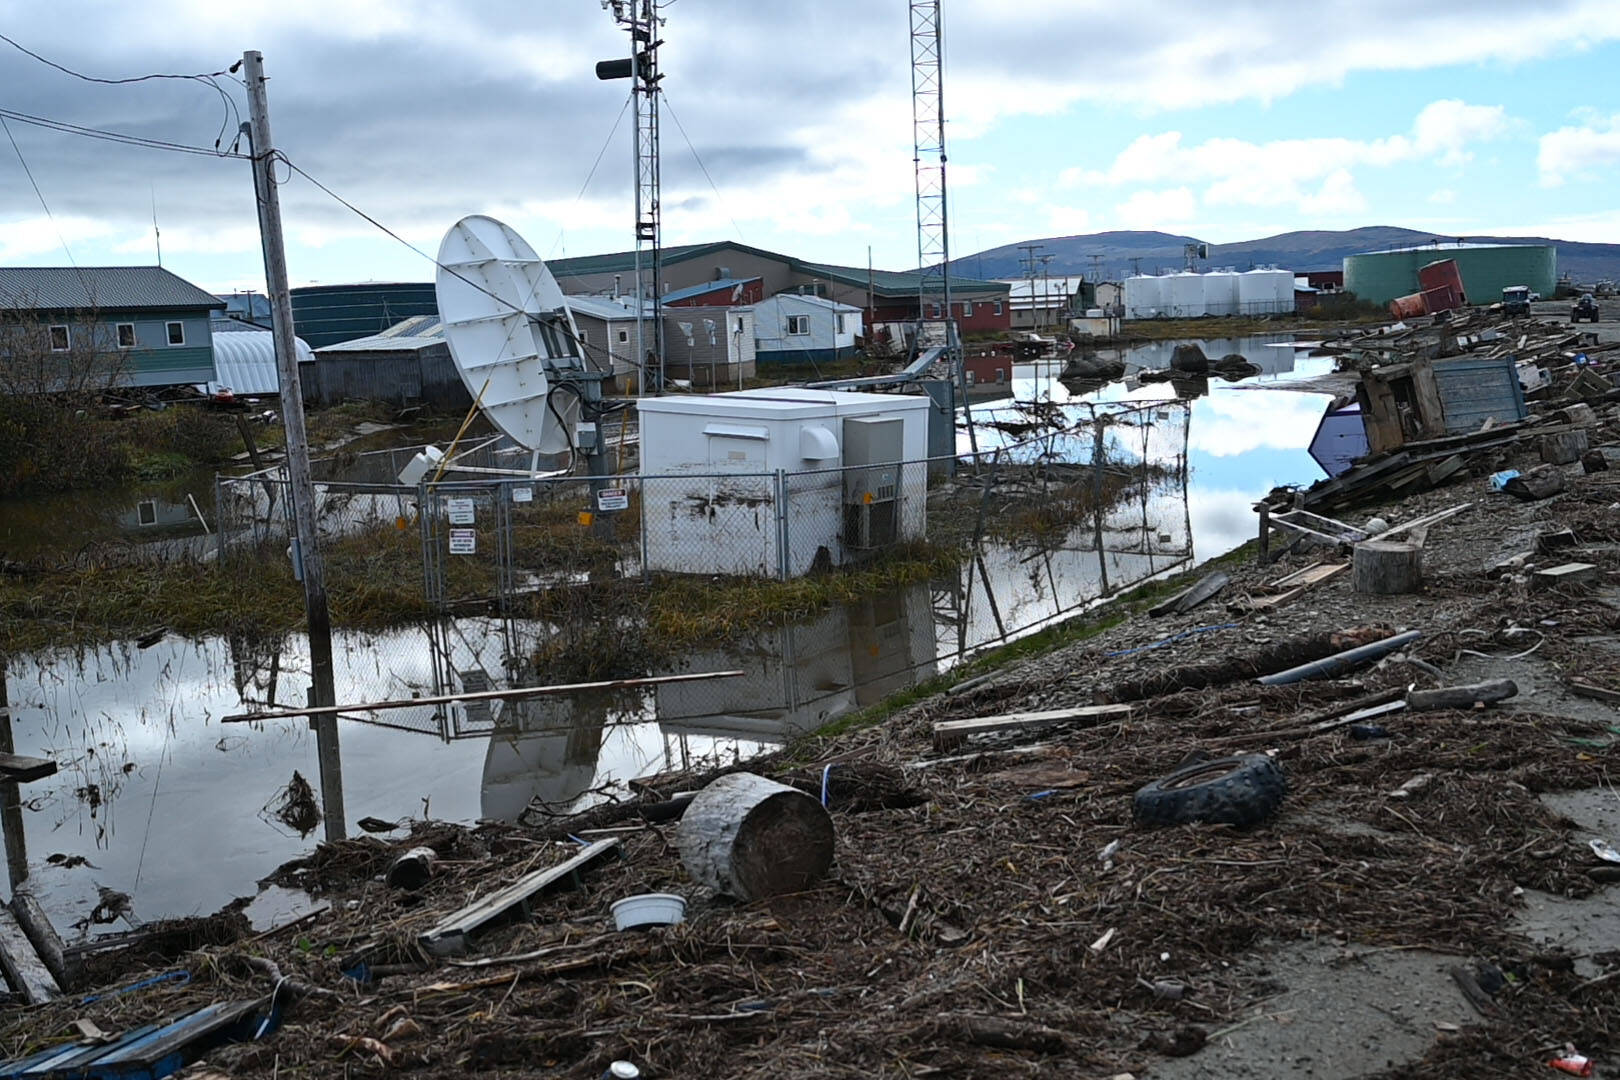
[660, 91, 744, 243]
[548, 90, 634, 263]
[0, 106, 246, 158]
[0, 113, 84, 273]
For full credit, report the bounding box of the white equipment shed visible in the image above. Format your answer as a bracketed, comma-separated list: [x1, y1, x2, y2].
[638, 388, 930, 578]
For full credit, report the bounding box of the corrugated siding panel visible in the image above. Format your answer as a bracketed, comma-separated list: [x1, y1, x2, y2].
[306, 345, 471, 411]
[128, 345, 216, 387]
[209, 331, 315, 395]
[1433, 355, 1528, 432]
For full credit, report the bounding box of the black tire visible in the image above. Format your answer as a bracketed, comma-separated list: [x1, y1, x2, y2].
[1133, 754, 1286, 827]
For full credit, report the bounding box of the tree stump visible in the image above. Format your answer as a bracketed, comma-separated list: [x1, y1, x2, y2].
[675, 773, 834, 900]
[1352, 540, 1423, 595]
[1541, 430, 1590, 466]
[1503, 464, 1565, 502]
[386, 847, 438, 890]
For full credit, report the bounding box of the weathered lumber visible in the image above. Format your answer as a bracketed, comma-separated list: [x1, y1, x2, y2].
[1353, 540, 1423, 595]
[0, 753, 56, 783]
[675, 773, 833, 901]
[10, 887, 73, 988]
[419, 838, 620, 957]
[1256, 629, 1423, 686]
[1147, 571, 1229, 618]
[222, 670, 745, 723]
[0, 904, 59, 1003]
[932, 704, 1132, 750]
[1533, 562, 1597, 591]
[1406, 679, 1518, 712]
[1568, 680, 1620, 705]
[1541, 429, 1590, 465]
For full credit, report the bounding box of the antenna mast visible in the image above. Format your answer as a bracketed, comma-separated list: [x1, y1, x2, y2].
[910, 0, 974, 453]
[598, 0, 664, 395]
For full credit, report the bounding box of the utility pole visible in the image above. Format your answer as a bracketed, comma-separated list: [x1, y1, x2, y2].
[243, 50, 346, 842]
[1039, 254, 1054, 331]
[1019, 243, 1042, 330]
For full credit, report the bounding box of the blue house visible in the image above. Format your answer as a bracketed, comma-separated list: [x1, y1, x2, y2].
[0, 266, 223, 388]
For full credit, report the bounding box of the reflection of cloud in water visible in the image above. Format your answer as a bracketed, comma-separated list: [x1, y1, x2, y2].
[1190, 389, 1332, 459]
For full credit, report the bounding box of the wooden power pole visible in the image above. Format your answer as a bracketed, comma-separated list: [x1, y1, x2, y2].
[242, 50, 346, 841]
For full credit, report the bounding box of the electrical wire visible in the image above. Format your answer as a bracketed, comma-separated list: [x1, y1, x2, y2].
[0, 112, 84, 273]
[547, 91, 633, 262]
[660, 91, 745, 244]
[0, 106, 246, 158]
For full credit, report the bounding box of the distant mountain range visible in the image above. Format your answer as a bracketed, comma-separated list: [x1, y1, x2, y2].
[949, 227, 1620, 284]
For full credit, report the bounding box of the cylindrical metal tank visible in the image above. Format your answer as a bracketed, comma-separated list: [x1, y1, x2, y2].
[1238, 269, 1276, 315]
[1388, 292, 1428, 319]
[1269, 268, 1295, 313]
[290, 281, 439, 349]
[1164, 272, 1205, 318]
[1203, 271, 1239, 316]
[1123, 275, 1163, 320]
[1345, 244, 1556, 306]
[1417, 258, 1465, 302]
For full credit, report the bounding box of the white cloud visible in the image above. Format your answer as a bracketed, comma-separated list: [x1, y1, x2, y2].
[1078, 99, 1506, 216]
[1429, 188, 1457, 204]
[1539, 112, 1620, 186]
[1115, 188, 1197, 229]
[0, 215, 117, 261]
[1046, 205, 1092, 234]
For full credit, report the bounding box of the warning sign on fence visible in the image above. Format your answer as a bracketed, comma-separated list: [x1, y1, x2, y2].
[511, 486, 533, 503]
[448, 528, 476, 555]
[447, 497, 475, 524]
[597, 488, 628, 512]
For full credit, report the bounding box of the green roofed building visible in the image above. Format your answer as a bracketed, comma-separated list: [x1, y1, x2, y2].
[0, 265, 223, 388]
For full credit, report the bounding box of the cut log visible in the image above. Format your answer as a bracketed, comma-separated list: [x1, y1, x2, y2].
[675, 773, 833, 901]
[1352, 540, 1423, 595]
[932, 704, 1132, 751]
[1406, 679, 1518, 712]
[1583, 449, 1610, 474]
[1502, 464, 1565, 501]
[10, 887, 74, 988]
[385, 847, 438, 891]
[1541, 429, 1590, 465]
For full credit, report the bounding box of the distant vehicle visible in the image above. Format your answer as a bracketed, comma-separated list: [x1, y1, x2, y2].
[1572, 294, 1601, 323]
[1501, 285, 1532, 316]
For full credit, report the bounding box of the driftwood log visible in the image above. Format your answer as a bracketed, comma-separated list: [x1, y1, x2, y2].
[676, 773, 834, 900]
[1503, 465, 1566, 502]
[1353, 540, 1422, 595]
[1541, 430, 1590, 466]
[1406, 679, 1518, 712]
[385, 847, 438, 890]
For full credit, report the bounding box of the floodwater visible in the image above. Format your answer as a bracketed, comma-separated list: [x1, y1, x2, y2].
[3, 335, 1336, 931]
[0, 467, 220, 565]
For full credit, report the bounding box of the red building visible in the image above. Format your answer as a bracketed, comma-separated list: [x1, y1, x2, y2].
[662, 276, 763, 308]
[1304, 270, 1344, 292]
[963, 351, 1013, 386]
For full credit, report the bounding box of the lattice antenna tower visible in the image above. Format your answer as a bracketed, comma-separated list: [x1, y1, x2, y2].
[910, 1, 975, 450]
[598, 0, 665, 394]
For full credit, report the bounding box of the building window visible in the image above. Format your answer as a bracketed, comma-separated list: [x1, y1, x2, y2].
[962, 301, 973, 317]
[929, 303, 942, 318]
[993, 300, 1004, 316]
[48, 325, 70, 351]
[116, 322, 136, 348]
[166, 321, 185, 346]
[577, 329, 588, 344]
[734, 318, 744, 334]
[787, 315, 809, 335]
[617, 328, 629, 344]
[995, 367, 1006, 383]
[835, 314, 846, 334]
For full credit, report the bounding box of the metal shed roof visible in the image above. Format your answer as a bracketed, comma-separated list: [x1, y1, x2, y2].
[208, 330, 315, 396]
[315, 314, 447, 353]
[0, 266, 225, 312]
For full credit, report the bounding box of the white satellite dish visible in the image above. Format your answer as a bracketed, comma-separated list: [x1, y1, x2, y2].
[436, 215, 588, 456]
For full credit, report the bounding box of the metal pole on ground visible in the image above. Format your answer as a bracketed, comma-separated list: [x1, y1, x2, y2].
[243, 50, 345, 842]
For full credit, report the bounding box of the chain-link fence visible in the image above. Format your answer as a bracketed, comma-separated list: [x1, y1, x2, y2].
[217, 399, 1190, 609]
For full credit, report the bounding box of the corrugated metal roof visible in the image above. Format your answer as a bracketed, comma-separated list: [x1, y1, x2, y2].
[565, 295, 649, 322]
[207, 330, 315, 396]
[315, 315, 448, 353]
[0, 266, 225, 312]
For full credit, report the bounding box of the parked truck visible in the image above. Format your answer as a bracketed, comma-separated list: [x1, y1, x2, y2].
[1501, 285, 1533, 317]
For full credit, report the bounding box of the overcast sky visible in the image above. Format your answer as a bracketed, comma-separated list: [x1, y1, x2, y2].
[2, 0, 1618, 292]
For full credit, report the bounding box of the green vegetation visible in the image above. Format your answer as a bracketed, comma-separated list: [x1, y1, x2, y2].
[0, 400, 243, 499]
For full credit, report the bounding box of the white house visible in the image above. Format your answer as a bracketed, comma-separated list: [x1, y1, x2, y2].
[752, 293, 862, 366]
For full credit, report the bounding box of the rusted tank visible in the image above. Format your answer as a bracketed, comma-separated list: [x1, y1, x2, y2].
[1388, 292, 1428, 319]
[1418, 259, 1467, 306]
[1421, 284, 1462, 314]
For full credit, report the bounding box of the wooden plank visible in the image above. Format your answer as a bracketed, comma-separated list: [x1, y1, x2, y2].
[1568, 680, 1620, 705]
[0, 905, 58, 1004]
[1533, 562, 1598, 591]
[1147, 572, 1229, 617]
[932, 705, 1131, 750]
[420, 839, 621, 957]
[223, 670, 745, 724]
[91, 998, 267, 1068]
[1366, 502, 1472, 543]
[0, 753, 55, 784]
[1269, 560, 1324, 589]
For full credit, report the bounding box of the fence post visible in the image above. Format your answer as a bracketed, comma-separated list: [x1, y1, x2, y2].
[1091, 407, 1111, 596]
[775, 469, 789, 581]
[639, 475, 651, 583]
[214, 476, 226, 565]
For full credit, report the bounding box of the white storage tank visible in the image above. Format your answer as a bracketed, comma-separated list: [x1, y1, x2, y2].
[1268, 267, 1296, 313]
[1239, 268, 1278, 314]
[637, 388, 930, 578]
[1123, 275, 1163, 320]
[1202, 271, 1240, 317]
[1164, 272, 1206, 318]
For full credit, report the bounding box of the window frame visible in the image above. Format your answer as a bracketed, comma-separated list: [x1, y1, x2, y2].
[786, 315, 810, 335]
[48, 324, 70, 352]
[962, 301, 973, 317]
[116, 322, 136, 349]
[616, 328, 629, 344]
[165, 321, 185, 346]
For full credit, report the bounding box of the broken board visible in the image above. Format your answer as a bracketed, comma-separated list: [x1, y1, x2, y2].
[419, 838, 620, 957]
[932, 705, 1131, 751]
[0, 753, 55, 783]
[0, 905, 57, 1004]
[0, 997, 267, 1078]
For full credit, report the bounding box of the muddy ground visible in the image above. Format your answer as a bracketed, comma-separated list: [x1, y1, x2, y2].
[6, 407, 1620, 1077]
